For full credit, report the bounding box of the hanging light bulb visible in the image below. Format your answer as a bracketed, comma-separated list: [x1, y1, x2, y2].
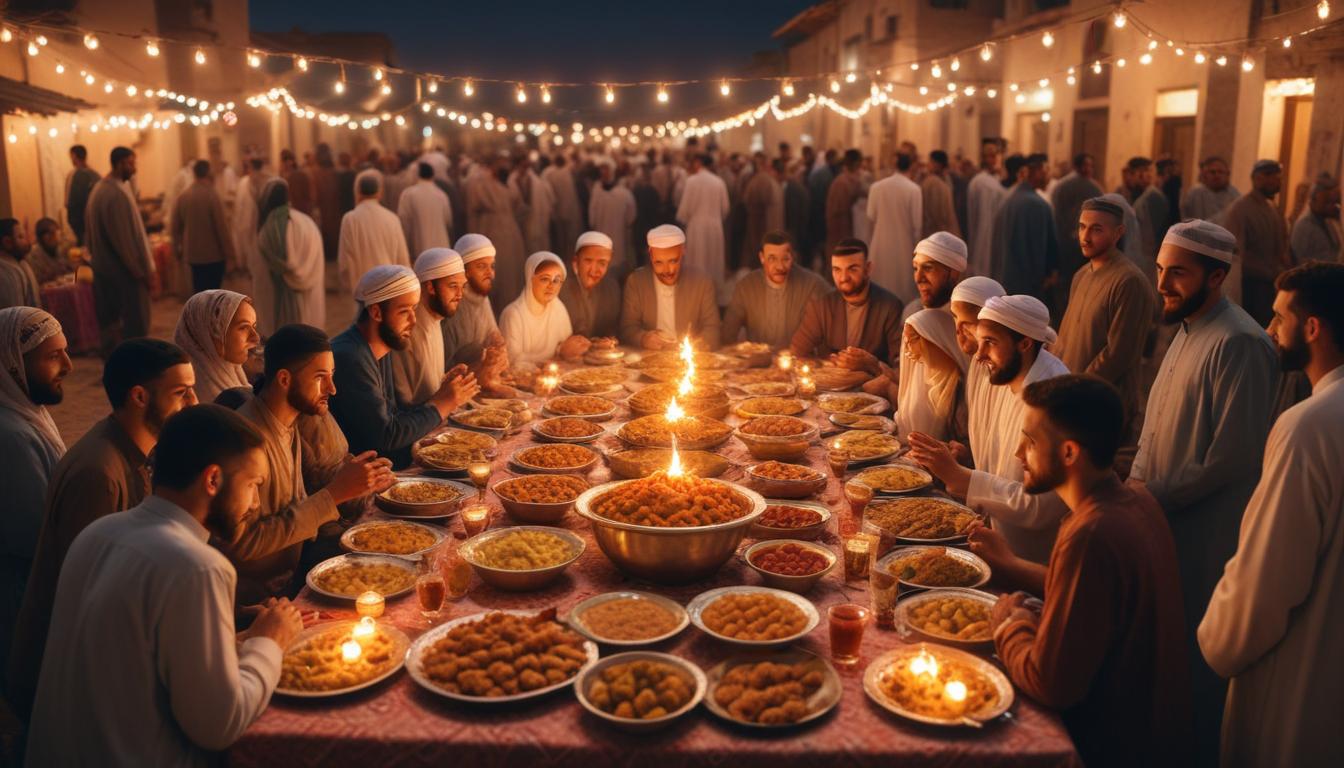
[516, 84, 527, 103]
[463, 80, 474, 97]
[1067, 74, 1077, 85]
[103, 81, 113, 93]
[910, 62, 920, 71]
[1041, 111, 1052, 123]
[84, 73, 95, 85]
[35, 35, 47, 46]
[194, 48, 206, 65]
[1092, 60, 1103, 74]
[980, 44, 993, 62]
[26, 41, 38, 57]
[1140, 52, 1153, 65]
[541, 85, 551, 104]
[931, 62, 943, 78]
[1194, 51, 1207, 64]
[1148, 39, 1159, 51]
[83, 33, 99, 50]
[656, 85, 669, 103]
[54, 62, 65, 74]
[247, 50, 260, 68]
[951, 57, 961, 72]
[720, 80, 731, 96]
[1116, 57, 1127, 67]
[1319, 1, 1330, 20]
[1282, 36, 1292, 48]
[380, 82, 392, 96]
[829, 78, 840, 93]
[427, 78, 438, 94]
[334, 79, 345, 94]
[146, 39, 160, 57]
[296, 56, 308, 72]
[0, 28, 11, 43]
[947, 82, 957, 92]
[373, 67, 384, 81]
[843, 71, 856, 83]
[1241, 55, 1255, 72]
[1041, 31, 1054, 48]
[1113, 9, 1127, 28]
[782, 80, 794, 97]
[1175, 47, 1185, 56]
[604, 85, 615, 103]
[1215, 55, 1228, 66]
[986, 88, 998, 98]
[918, 86, 928, 96]
[1009, 82, 1020, 92]
[1039, 77, 1050, 87]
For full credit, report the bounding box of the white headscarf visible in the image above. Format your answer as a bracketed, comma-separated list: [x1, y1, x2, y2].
[898, 308, 969, 434]
[174, 289, 251, 403]
[500, 251, 573, 366]
[0, 307, 66, 455]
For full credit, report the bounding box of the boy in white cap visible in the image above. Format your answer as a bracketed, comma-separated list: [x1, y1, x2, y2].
[329, 264, 479, 469]
[619, 224, 721, 350]
[393, 248, 472, 406]
[907, 294, 1070, 567]
[1128, 218, 1278, 765]
[559, 231, 622, 340]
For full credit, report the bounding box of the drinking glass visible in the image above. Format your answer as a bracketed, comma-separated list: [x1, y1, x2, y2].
[828, 604, 870, 667]
[468, 459, 492, 502]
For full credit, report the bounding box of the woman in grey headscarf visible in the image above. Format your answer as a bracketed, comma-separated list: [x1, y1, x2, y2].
[173, 289, 258, 404]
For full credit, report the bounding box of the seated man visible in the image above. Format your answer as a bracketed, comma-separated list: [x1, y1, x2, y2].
[229, 324, 396, 603]
[559, 231, 622, 340]
[441, 233, 512, 394]
[26, 218, 75, 284]
[619, 224, 721, 350]
[722, 229, 830, 348]
[329, 264, 479, 469]
[26, 405, 305, 765]
[392, 248, 471, 406]
[789, 238, 904, 373]
[979, 375, 1191, 767]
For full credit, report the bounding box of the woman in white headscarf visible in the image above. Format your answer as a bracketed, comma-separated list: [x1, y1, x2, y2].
[896, 308, 971, 443]
[499, 252, 591, 366]
[173, 289, 260, 404]
[252, 177, 326, 335]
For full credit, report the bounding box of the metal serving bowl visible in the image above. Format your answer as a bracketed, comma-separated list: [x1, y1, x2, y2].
[742, 539, 837, 593]
[573, 478, 767, 584]
[460, 526, 586, 592]
[573, 651, 706, 732]
[373, 476, 472, 519]
[491, 475, 590, 525]
[733, 421, 820, 462]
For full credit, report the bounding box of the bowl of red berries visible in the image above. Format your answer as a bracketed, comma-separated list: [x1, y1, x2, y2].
[742, 539, 837, 593]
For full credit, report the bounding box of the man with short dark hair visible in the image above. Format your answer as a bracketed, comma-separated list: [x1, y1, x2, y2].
[741, 155, 784, 271]
[1050, 153, 1105, 303]
[1129, 219, 1279, 764]
[229, 324, 396, 602]
[26, 405, 304, 765]
[7, 338, 196, 717]
[26, 217, 74, 284]
[280, 148, 314, 216]
[1290, 173, 1341, 264]
[920, 149, 960, 239]
[1224, 159, 1291, 326]
[85, 146, 154, 354]
[1199, 262, 1344, 766]
[1118, 156, 1170, 283]
[0, 217, 39, 308]
[1181, 156, 1239, 223]
[64, 144, 100, 245]
[868, 151, 923, 302]
[398, 161, 453, 256]
[825, 149, 865, 256]
[991, 153, 1059, 300]
[723, 230, 829, 348]
[172, 159, 236, 294]
[330, 265, 478, 468]
[790, 238, 904, 370]
[979, 374, 1191, 767]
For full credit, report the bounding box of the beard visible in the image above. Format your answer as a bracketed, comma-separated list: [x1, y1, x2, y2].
[144, 399, 176, 435]
[425, 290, 448, 318]
[26, 375, 64, 405]
[204, 490, 247, 546]
[1161, 282, 1210, 324]
[467, 274, 492, 296]
[919, 280, 953, 308]
[287, 386, 328, 416]
[840, 276, 869, 298]
[987, 347, 1024, 385]
[1277, 326, 1311, 372]
[378, 321, 410, 351]
[1022, 452, 1067, 494]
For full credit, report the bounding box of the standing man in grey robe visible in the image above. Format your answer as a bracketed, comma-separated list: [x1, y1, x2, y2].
[1118, 157, 1170, 287]
[1224, 160, 1291, 327]
[1289, 172, 1340, 264]
[1180, 156, 1240, 223]
[722, 230, 830, 348]
[85, 146, 154, 356]
[1050, 153, 1104, 311]
[991, 154, 1058, 302]
[64, 145, 100, 246]
[1128, 220, 1279, 767]
[544, 155, 583, 261]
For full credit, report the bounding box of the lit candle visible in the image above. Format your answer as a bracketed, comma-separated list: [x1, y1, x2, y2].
[341, 639, 362, 663]
[667, 436, 684, 478]
[355, 590, 385, 618]
[546, 362, 560, 376]
[462, 503, 489, 537]
[944, 679, 967, 702]
[909, 649, 940, 678]
[797, 376, 816, 398]
[777, 351, 794, 372]
[537, 375, 559, 395]
[352, 616, 376, 639]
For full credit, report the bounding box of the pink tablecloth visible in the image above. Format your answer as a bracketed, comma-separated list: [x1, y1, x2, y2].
[40, 281, 99, 354]
[229, 372, 1080, 768]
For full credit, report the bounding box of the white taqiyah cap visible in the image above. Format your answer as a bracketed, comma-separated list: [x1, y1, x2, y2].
[575, 231, 613, 252]
[978, 294, 1057, 345]
[950, 275, 1005, 308]
[1162, 219, 1237, 264]
[414, 248, 464, 282]
[454, 233, 496, 264]
[646, 224, 686, 248]
[355, 264, 419, 305]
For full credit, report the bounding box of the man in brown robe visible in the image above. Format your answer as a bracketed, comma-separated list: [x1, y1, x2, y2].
[723, 230, 830, 348]
[979, 374, 1191, 767]
[920, 150, 961, 238]
[171, 160, 237, 294]
[559, 231, 621, 339]
[824, 149, 863, 256]
[7, 339, 197, 719]
[85, 147, 154, 355]
[1054, 197, 1156, 439]
[280, 149, 315, 217]
[310, 143, 342, 261]
[740, 157, 784, 270]
[790, 238, 904, 370]
[225, 325, 395, 603]
[1224, 159, 1291, 326]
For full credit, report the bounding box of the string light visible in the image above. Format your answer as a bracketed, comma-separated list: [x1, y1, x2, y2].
[950, 57, 961, 72]
[427, 78, 438, 94]
[0, 28, 11, 43]
[720, 80, 731, 96]
[373, 67, 384, 81]
[54, 62, 64, 74]
[844, 71, 857, 83]
[1215, 55, 1228, 66]
[1148, 39, 1159, 51]
[334, 79, 345, 94]
[1041, 111, 1052, 123]
[247, 50, 260, 68]
[1194, 51, 1207, 64]
[1116, 57, 1127, 67]
[1175, 47, 1185, 56]
[1113, 9, 1127, 28]
[35, 35, 47, 46]
[463, 80, 474, 96]
[1140, 52, 1153, 65]
[829, 78, 840, 93]
[1283, 36, 1292, 48]
[1241, 55, 1255, 72]
[541, 85, 551, 103]
[380, 81, 392, 96]
[1319, 1, 1330, 21]
[296, 56, 308, 72]
[84, 73, 95, 85]
[83, 33, 99, 50]
[516, 84, 527, 103]
[986, 88, 997, 98]
[931, 62, 943, 78]
[1092, 60, 1102, 74]
[656, 84, 669, 103]
[782, 81, 794, 97]
[26, 41, 38, 57]
[604, 85, 614, 103]
[1039, 77, 1050, 86]
[146, 40, 160, 57]
[1041, 31, 1054, 48]
[980, 43, 993, 62]
[194, 48, 206, 65]
[910, 62, 919, 71]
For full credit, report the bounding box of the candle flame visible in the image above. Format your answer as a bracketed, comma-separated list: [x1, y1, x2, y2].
[353, 616, 376, 639]
[668, 440, 684, 478]
[341, 639, 362, 662]
[665, 397, 685, 423]
[677, 374, 693, 398]
[680, 336, 694, 365]
[944, 679, 967, 702]
[909, 649, 939, 678]
[801, 363, 810, 375]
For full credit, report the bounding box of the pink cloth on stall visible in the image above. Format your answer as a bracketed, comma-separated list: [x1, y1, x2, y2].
[40, 282, 99, 354]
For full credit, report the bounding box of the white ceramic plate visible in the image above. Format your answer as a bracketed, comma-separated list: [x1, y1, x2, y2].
[574, 651, 706, 731]
[276, 620, 410, 698]
[816, 392, 890, 415]
[565, 590, 690, 646]
[863, 643, 1014, 726]
[686, 586, 820, 648]
[340, 520, 446, 557]
[852, 462, 935, 495]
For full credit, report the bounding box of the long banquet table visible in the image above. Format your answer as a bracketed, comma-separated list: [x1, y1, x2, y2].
[229, 356, 1080, 768]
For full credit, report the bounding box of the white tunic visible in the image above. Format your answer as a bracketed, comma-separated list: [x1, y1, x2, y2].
[509, 170, 556, 256]
[396, 179, 453, 256]
[965, 350, 1071, 563]
[676, 169, 730, 281]
[337, 199, 412, 295]
[967, 171, 1007, 278]
[866, 172, 923, 303]
[249, 210, 326, 335]
[588, 184, 637, 270]
[230, 175, 262, 274]
[27, 496, 282, 766]
[1198, 365, 1344, 768]
[655, 280, 676, 338]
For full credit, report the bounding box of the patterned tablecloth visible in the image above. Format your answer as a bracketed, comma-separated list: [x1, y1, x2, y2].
[40, 280, 99, 354]
[229, 360, 1080, 768]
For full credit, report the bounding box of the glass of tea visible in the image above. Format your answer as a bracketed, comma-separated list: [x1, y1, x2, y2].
[416, 570, 446, 624]
[842, 533, 874, 580]
[440, 546, 472, 600]
[843, 480, 874, 533]
[827, 447, 850, 479]
[828, 603, 870, 668]
[467, 459, 492, 501]
[461, 503, 490, 537]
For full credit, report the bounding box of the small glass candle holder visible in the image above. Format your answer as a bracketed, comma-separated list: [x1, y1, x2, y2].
[776, 351, 794, 372]
[355, 590, 385, 618]
[796, 376, 817, 399]
[827, 447, 850, 479]
[844, 480, 874, 523]
[843, 533, 874, 581]
[440, 546, 473, 600]
[468, 459, 492, 501]
[537, 375, 559, 396]
[462, 503, 490, 537]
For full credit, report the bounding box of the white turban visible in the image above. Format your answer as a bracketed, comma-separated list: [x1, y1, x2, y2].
[575, 231, 613, 252]
[951, 276, 1005, 308]
[647, 224, 686, 249]
[914, 231, 968, 273]
[414, 248, 464, 282]
[454, 233, 496, 264]
[1163, 219, 1237, 264]
[355, 264, 419, 306]
[979, 295, 1057, 345]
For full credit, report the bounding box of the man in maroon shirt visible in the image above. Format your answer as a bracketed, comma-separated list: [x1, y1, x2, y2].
[971, 374, 1192, 766]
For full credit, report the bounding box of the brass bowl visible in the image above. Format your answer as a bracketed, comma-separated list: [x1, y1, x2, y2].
[733, 420, 820, 462]
[460, 526, 586, 592]
[742, 539, 837, 594]
[574, 478, 766, 584]
[491, 475, 589, 525]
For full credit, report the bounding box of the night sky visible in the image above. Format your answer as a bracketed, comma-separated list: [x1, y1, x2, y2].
[250, 0, 817, 122]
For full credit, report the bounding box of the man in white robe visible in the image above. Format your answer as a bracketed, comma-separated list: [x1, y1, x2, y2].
[338, 170, 411, 296]
[393, 248, 467, 406]
[588, 164, 636, 274]
[907, 295, 1070, 566]
[676, 154, 730, 286]
[509, 159, 555, 256]
[1128, 220, 1279, 767]
[441, 235, 511, 398]
[1198, 263, 1344, 768]
[967, 163, 1007, 278]
[866, 153, 923, 303]
[397, 162, 453, 257]
[231, 158, 268, 277]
